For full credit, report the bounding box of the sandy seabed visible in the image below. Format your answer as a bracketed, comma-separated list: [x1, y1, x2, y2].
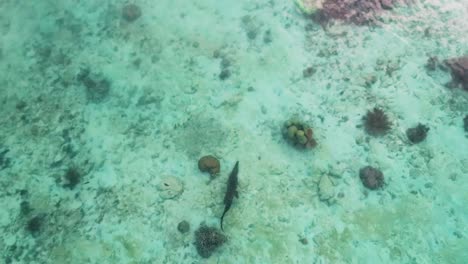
[0, 0, 467, 263]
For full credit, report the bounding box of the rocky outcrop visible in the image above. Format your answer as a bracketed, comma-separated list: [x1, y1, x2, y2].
[445, 56, 468, 91]
[317, 0, 397, 25]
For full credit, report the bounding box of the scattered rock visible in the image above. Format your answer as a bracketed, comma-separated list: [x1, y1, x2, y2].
[63, 167, 82, 189]
[219, 69, 231, 80]
[425, 56, 439, 71]
[219, 56, 232, 80]
[157, 176, 184, 199]
[317, 174, 336, 203]
[198, 155, 220, 176]
[77, 68, 110, 103]
[364, 75, 377, 87]
[122, 4, 142, 22]
[299, 237, 309, 245]
[445, 56, 468, 91]
[26, 214, 45, 234]
[16, 100, 27, 110]
[213, 50, 221, 58]
[406, 123, 429, 144]
[303, 66, 316, 78]
[220, 57, 231, 69]
[20, 201, 32, 215]
[263, 29, 273, 44]
[359, 166, 384, 190]
[241, 15, 260, 41]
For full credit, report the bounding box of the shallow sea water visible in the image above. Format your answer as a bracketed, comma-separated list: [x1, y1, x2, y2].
[0, 0, 467, 263]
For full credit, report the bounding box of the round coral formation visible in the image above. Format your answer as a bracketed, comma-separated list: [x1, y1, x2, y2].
[282, 118, 317, 149]
[198, 155, 220, 176]
[359, 166, 384, 190]
[122, 4, 142, 22]
[177, 220, 190, 234]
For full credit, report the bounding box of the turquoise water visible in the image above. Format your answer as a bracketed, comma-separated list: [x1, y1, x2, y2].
[0, 0, 467, 263]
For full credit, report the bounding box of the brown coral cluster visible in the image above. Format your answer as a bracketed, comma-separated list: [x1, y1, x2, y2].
[198, 155, 220, 176]
[282, 119, 317, 149]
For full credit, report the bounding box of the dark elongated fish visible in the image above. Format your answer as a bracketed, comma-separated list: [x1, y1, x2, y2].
[220, 161, 239, 231]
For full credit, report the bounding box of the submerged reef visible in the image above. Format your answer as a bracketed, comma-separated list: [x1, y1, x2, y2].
[316, 0, 397, 25]
[363, 107, 392, 136]
[406, 123, 429, 144]
[282, 118, 317, 149]
[359, 166, 385, 190]
[194, 225, 227, 258]
[445, 56, 468, 91]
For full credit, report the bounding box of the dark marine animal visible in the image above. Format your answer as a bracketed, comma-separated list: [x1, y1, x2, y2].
[220, 161, 239, 231]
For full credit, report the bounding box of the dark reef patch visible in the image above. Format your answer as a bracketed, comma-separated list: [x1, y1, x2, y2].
[317, 0, 398, 25]
[363, 107, 392, 136]
[194, 225, 227, 258]
[445, 56, 468, 91]
[122, 4, 142, 22]
[463, 115, 468, 132]
[359, 166, 385, 190]
[77, 68, 111, 103]
[406, 123, 429, 144]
